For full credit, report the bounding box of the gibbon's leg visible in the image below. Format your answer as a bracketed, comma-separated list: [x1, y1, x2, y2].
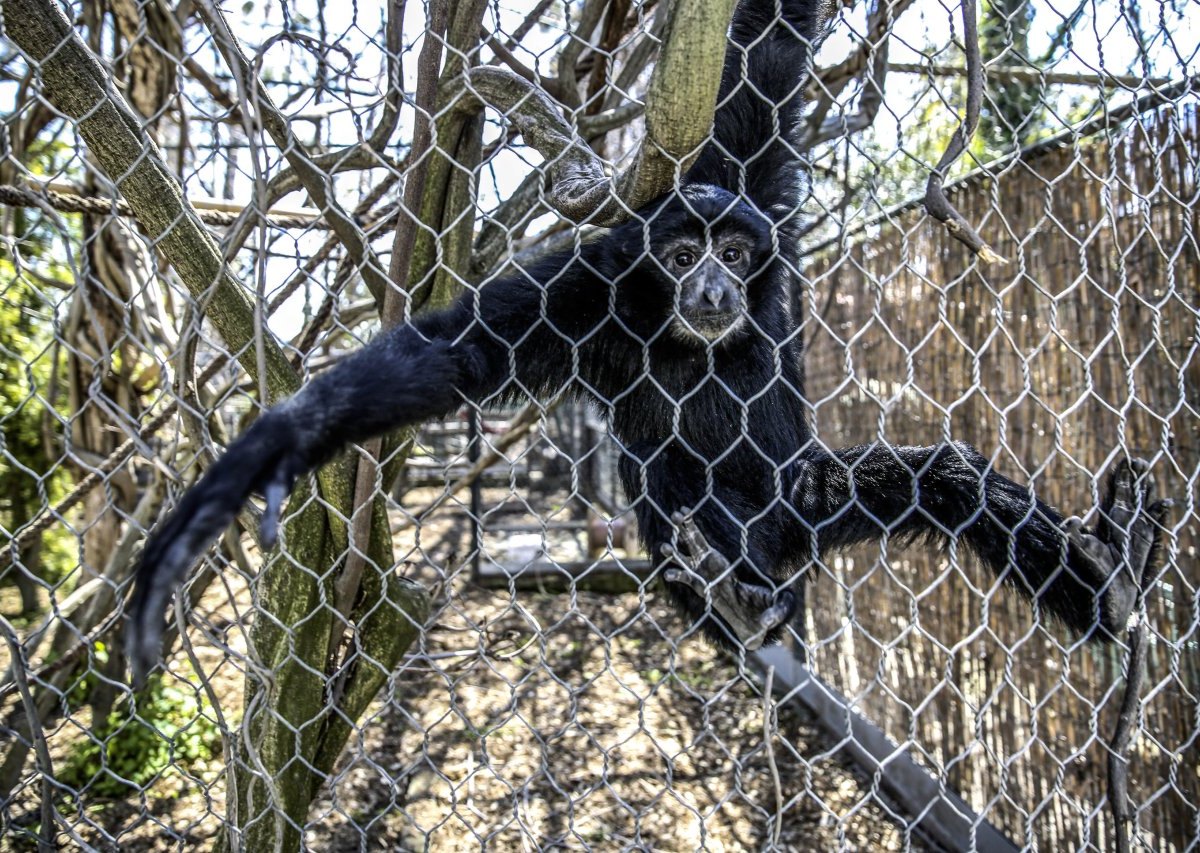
[660, 510, 797, 650]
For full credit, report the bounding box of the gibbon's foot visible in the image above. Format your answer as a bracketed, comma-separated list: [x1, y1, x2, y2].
[660, 508, 796, 650]
[1063, 458, 1171, 638]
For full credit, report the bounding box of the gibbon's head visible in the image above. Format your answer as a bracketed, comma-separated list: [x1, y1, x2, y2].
[633, 184, 773, 346]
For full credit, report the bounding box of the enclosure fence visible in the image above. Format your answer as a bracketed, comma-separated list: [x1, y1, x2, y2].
[0, 0, 1197, 850]
[802, 103, 1198, 848]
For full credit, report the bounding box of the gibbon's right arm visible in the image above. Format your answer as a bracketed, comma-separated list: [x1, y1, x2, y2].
[127, 245, 601, 681]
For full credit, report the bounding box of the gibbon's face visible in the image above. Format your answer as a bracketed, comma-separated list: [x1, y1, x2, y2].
[642, 185, 772, 345]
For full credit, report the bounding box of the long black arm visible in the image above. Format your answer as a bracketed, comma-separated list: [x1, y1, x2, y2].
[688, 0, 827, 225]
[789, 442, 1167, 637]
[127, 246, 611, 679]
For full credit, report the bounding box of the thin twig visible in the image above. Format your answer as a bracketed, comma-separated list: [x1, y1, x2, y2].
[803, 74, 1200, 258]
[501, 0, 558, 52]
[763, 665, 784, 850]
[218, 145, 404, 260]
[4, 167, 402, 568]
[802, 0, 915, 149]
[484, 31, 538, 83]
[194, 0, 393, 302]
[922, 0, 1007, 264]
[886, 62, 1171, 89]
[0, 615, 60, 853]
[366, 0, 407, 151]
[392, 401, 551, 532]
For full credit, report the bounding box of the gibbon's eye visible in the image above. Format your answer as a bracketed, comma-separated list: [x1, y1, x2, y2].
[721, 246, 743, 263]
[674, 250, 697, 268]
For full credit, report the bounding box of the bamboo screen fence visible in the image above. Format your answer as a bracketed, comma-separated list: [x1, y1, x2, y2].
[802, 102, 1198, 848]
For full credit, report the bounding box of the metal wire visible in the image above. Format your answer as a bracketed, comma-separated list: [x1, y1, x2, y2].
[0, 0, 1196, 850]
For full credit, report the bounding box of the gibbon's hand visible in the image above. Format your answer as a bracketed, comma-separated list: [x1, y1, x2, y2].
[660, 508, 797, 650]
[1063, 458, 1171, 638]
[127, 410, 307, 684]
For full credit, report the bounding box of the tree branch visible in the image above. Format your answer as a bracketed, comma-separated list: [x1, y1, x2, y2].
[802, 0, 917, 149]
[886, 61, 1172, 89]
[194, 0, 395, 303]
[2, 0, 298, 398]
[922, 0, 1007, 263]
[439, 0, 735, 228]
[0, 182, 320, 229]
[615, 0, 738, 211]
[366, 0, 407, 151]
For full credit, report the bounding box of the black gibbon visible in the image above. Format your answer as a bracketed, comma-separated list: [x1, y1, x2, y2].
[128, 0, 1165, 677]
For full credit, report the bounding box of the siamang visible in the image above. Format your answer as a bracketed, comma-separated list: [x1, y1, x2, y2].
[128, 0, 1166, 678]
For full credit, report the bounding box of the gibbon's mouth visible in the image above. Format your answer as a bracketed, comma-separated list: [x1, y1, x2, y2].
[670, 309, 748, 344]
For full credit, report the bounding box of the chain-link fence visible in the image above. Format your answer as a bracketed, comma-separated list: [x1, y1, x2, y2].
[0, 0, 1196, 850]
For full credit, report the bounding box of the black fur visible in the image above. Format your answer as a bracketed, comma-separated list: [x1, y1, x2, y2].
[128, 0, 1159, 678]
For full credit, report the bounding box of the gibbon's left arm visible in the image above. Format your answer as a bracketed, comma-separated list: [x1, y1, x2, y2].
[787, 444, 1170, 640]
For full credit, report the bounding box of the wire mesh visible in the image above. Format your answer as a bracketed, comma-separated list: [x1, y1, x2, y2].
[0, 0, 1196, 850]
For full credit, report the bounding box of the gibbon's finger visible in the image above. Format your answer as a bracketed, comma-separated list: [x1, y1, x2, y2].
[1126, 497, 1174, 584]
[128, 412, 300, 685]
[709, 579, 790, 650]
[671, 509, 713, 563]
[260, 475, 291, 550]
[1065, 521, 1112, 568]
[757, 595, 795, 634]
[1099, 458, 1152, 548]
[128, 465, 250, 685]
[1126, 506, 1157, 579]
[663, 566, 710, 597]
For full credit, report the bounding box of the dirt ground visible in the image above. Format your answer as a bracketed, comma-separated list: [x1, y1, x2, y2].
[2, 485, 927, 851]
[304, 587, 922, 852]
[5, 591, 922, 851]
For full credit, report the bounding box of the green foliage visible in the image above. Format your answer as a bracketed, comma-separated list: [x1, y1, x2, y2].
[980, 0, 1043, 151]
[53, 640, 112, 711]
[59, 673, 223, 800]
[0, 259, 74, 592]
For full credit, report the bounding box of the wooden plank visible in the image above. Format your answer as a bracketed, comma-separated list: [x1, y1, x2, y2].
[753, 646, 1021, 853]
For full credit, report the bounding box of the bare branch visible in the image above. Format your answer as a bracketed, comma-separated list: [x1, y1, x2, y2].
[182, 54, 245, 122]
[451, 0, 737, 228]
[450, 66, 615, 222]
[0, 182, 320, 228]
[2, 0, 301, 399]
[386, 0, 450, 323]
[220, 145, 404, 259]
[923, 0, 1007, 263]
[555, 0, 609, 108]
[605, 2, 670, 111]
[0, 616, 60, 852]
[886, 61, 1172, 89]
[194, 0, 395, 302]
[366, 0, 407, 151]
[484, 30, 539, 83]
[616, 0, 738, 210]
[802, 0, 918, 149]
[501, 0, 558, 52]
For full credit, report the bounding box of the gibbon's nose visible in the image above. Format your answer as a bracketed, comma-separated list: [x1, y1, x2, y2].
[704, 285, 724, 308]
